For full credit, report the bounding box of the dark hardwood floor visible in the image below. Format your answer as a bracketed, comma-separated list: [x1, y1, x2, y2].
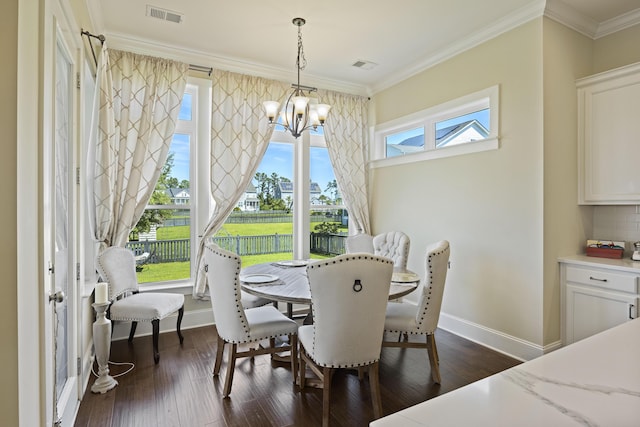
[75, 325, 520, 427]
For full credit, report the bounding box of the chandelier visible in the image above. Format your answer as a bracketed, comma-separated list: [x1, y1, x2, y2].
[263, 18, 331, 138]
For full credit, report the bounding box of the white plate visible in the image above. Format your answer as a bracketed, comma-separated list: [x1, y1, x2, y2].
[240, 274, 279, 284]
[276, 260, 308, 267]
[392, 272, 420, 283]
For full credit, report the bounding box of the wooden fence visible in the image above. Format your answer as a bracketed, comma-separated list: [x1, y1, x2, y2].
[126, 233, 347, 262]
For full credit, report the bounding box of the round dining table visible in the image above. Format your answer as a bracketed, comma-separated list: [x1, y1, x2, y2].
[240, 260, 420, 305]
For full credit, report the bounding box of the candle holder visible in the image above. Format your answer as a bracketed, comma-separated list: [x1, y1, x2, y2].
[91, 302, 118, 394]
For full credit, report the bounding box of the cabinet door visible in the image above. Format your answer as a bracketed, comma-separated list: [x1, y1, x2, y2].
[578, 63, 640, 204]
[565, 283, 638, 344]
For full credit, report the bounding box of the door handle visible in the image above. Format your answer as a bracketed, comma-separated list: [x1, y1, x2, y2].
[629, 304, 636, 320]
[49, 290, 65, 304]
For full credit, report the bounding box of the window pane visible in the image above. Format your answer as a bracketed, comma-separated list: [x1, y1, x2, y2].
[178, 93, 192, 121]
[170, 133, 191, 187]
[385, 127, 424, 158]
[435, 108, 489, 148]
[310, 146, 348, 255]
[217, 142, 294, 266]
[132, 132, 191, 284]
[130, 208, 191, 284]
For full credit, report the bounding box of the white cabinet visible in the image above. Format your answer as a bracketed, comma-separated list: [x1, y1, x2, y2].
[577, 61, 640, 204]
[560, 257, 639, 345]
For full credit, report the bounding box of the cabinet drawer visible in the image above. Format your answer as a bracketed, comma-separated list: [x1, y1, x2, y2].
[565, 266, 638, 293]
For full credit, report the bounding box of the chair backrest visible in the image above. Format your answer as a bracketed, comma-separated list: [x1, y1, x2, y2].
[203, 243, 250, 343]
[345, 233, 374, 254]
[96, 246, 139, 300]
[414, 240, 450, 332]
[372, 231, 410, 268]
[306, 254, 394, 367]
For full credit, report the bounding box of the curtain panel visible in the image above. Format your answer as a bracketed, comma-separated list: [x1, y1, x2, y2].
[193, 70, 289, 299]
[91, 47, 188, 250]
[319, 90, 371, 235]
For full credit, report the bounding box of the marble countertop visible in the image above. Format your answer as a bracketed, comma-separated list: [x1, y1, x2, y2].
[559, 254, 640, 273]
[372, 318, 640, 426]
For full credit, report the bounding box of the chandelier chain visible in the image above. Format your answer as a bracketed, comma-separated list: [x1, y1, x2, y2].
[297, 25, 306, 72]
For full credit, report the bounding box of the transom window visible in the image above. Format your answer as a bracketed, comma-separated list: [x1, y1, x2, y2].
[373, 85, 499, 168]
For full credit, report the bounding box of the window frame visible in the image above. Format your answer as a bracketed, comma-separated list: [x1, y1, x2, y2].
[268, 127, 346, 259]
[137, 81, 201, 288]
[371, 85, 500, 169]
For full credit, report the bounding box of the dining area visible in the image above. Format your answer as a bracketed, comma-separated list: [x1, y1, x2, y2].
[203, 233, 451, 426]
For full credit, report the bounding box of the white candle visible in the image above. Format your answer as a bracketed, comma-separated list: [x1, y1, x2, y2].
[95, 282, 109, 304]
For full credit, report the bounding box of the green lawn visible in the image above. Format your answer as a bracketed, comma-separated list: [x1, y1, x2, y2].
[138, 221, 342, 283]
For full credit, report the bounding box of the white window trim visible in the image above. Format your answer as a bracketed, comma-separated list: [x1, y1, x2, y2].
[371, 85, 500, 169]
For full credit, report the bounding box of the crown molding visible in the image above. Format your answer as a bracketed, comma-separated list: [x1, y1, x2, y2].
[544, 0, 598, 38]
[545, 0, 640, 39]
[596, 7, 640, 39]
[106, 32, 369, 96]
[370, 0, 546, 94]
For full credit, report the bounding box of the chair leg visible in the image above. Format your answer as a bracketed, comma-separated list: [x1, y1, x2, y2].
[322, 367, 334, 427]
[289, 334, 298, 385]
[176, 306, 184, 344]
[223, 343, 237, 398]
[213, 335, 225, 376]
[426, 333, 441, 384]
[152, 319, 160, 364]
[369, 362, 383, 419]
[299, 346, 307, 389]
[128, 321, 138, 342]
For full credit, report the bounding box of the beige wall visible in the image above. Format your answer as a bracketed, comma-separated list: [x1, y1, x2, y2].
[593, 24, 640, 74]
[372, 20, 546, 346]
[541, 18, 593, 344]
[371, 17, 640, 352]
[1, 0, 19, 424]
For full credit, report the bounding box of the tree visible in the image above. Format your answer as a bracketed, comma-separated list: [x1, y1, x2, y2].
[325, 179, 339, 203]
[129, 153, 176, 240]
[166, 177, 179, 188]
[314, 221, 339, 234]
[254, 172, 291, 210]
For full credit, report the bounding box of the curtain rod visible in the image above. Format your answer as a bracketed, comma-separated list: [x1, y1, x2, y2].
[189, 64, 213, 76]
[81, 29, 105, 68]
[81, 29, 211, 76]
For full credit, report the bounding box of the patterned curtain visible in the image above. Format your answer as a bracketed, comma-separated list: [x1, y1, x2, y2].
[193, 70, 289, 299]
[91, 47, 188, 249]
[320, 90, 371, 235]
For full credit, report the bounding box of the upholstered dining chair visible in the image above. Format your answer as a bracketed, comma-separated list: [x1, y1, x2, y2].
[204, 243, 298, 398]
[96, 246, 185, 364]
[382, 240, 450, 384]
[345, 233, 374, 254]
[373, 231, 411, 269]
[299, 254, 394, 426]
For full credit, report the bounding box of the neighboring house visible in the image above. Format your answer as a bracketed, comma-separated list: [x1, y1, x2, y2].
[237, 182, 260, 211]
[387, 119, 490, 156]
[276, 181, 323, 204]
[165, 188, 190, 204]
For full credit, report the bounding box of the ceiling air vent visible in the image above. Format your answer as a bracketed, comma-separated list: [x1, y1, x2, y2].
[146, 5, 183, 24]
[352, 60, 377, 70]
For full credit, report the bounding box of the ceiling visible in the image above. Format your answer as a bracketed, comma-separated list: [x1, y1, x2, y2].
[89, 0, 640, 95]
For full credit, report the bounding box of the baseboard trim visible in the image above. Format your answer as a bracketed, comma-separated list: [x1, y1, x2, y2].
[438, 312, 555, 362]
